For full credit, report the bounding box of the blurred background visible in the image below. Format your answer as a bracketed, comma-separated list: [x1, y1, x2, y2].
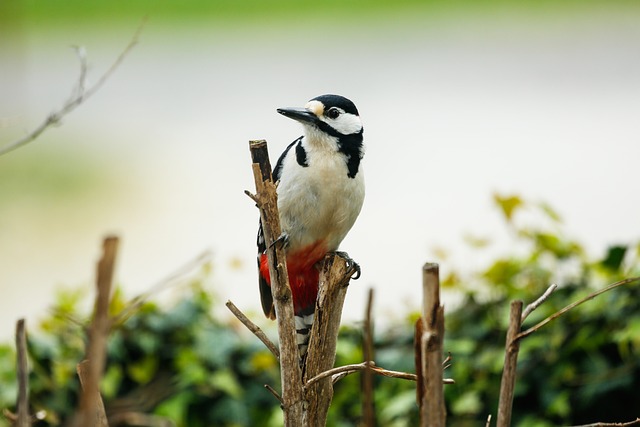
[1, 1, 639, 425]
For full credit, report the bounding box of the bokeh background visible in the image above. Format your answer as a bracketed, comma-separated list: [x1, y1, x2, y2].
[2, 0, 638, 337]
[1, 1, 639, 425]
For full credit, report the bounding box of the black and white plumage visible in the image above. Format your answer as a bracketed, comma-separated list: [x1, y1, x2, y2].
[257, 94, 365, 356]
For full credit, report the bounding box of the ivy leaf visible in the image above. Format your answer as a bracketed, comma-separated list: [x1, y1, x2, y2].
[601, 245, 627, 272]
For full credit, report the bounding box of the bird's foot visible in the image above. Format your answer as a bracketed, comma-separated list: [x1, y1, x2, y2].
[270, 232, 290, 250]
[334, 251, 361, 280]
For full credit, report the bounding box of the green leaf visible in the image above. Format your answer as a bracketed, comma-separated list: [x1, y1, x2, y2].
[210, 369, 242, 399]
[493, 193, 524, 222]
[601, 245, 627, 272]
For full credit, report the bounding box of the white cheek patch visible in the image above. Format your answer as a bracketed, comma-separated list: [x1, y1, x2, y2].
[329, 113, 362, 135]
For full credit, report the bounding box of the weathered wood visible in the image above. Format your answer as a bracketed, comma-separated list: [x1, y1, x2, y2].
[15, 319, 31, 427]
[420, 263, 446, 427]
[303, 253, 354, 427]
[496, 300, 523, 427]
[249, 139, 304, 427]
[362, 288, 376, 427]
[72, 236, 118, 427]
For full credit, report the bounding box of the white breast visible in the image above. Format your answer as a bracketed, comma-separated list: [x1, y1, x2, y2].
[276, 136, 365, 252]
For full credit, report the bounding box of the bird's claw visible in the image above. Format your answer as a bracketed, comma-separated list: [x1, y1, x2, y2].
[335, 251, 361, 280]
[270, 232, 289, 250]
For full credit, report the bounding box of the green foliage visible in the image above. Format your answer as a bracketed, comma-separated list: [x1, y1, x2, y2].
[0, 194, 638, 426]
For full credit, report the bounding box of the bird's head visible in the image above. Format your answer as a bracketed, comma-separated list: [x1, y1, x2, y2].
[277, 94, 363, 138]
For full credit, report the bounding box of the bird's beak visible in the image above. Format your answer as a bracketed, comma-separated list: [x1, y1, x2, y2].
[277, 107, 320, 125]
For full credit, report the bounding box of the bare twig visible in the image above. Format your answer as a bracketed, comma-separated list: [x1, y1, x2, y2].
[521, 283, 558, 322]
[249, 140, 304, 426]
[226, 300, 280, 359]
[362, 288, 376, 427]
[486, 414, 492, 427]
[264, 384, 283, 405]
[15, 319, 31, 427]
[443, 352, 453, 371]
[244, 189, 260, 205]
[0, 19, 145, 156]
[420, 262, 446, 427]
[307, 361, 455, 389]
[114, 250, 212, 325]
[516, 277, 640, 341]
[496, 300, 523, 427]
[571, 418, 640, 427]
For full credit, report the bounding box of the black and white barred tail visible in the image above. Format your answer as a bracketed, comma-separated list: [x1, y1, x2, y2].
[295, 313, 314, 357]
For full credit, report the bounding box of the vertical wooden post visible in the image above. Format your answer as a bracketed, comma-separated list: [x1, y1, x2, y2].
[362, 288, 376, 427]
[420, 263, 446, 427]
[15, 318, 31, 427]
[496, 300, 523, 427]
[303, 253, 355, 427]
[249, 140, 304, 426]
[72, 236, 118, 427]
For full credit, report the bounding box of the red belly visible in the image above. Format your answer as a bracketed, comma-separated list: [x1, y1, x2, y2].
[259, 240, 328, 314]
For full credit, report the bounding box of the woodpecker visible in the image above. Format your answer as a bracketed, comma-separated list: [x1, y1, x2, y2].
[257, 94, 365, 356]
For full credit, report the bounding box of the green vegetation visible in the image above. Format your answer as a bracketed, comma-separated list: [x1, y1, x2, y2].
[0, 195, 638, 426]
[3, 0, 639, 32]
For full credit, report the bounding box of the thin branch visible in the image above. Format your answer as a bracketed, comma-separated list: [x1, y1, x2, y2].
[486, 414, 492, 427]
[443, 352, 453, 371]
[521, 283, 557, 322]
[570, 418, 640, 427]
[264, 384, 283, 405]
[0, 18, 145, 156]
[516, 277, 640, 342]
[113, 250, 212, 325]
[244, 189, 260, 205]
[305, 361, 454, 390]
[15, 319, 31, 427]
[225, 300, 280, 359]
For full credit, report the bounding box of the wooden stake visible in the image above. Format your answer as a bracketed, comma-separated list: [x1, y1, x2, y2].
[496, 300, 523, 427]
[15, 319, 31, 427]
[248, 140, 304, 426]
[303, 253, 356, 427]
[72, 236, 118, 427]
[420, 263, 446, 427]
[362, 288, 376, 427]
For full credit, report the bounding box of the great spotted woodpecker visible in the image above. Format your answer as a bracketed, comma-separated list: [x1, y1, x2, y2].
[257, 94, 365, 356]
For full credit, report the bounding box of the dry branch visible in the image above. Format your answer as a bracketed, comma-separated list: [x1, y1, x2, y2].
[516, 277, 640, 341]
[571, 418, 640, 427]
[521, 283, 557, 322]
[304, 361, 450, 390]
[0, 20, 145, 156]
[362, 288, 376, 427]
[248, 139, 304, 426]
[303, 252, 357, 427]
[420, 263, 446, 427]
[496, 300, 523, 427]
[225, 300, 279, 359]
[71, 236, 119, 427]
[15, 319, 31, 427]
[114, 250, 211, 325]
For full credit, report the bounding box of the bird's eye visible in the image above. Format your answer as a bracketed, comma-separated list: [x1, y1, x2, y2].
[327, 108, 340, 119]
